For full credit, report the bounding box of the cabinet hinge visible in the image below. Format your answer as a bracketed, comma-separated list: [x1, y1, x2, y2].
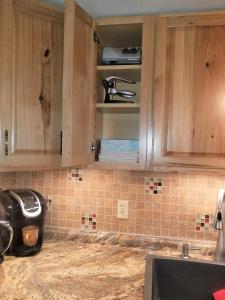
[91, 143, 96, 152]
[5, 130, 8, 156]
[60, 130, 62, 156]
[93, 31, 100, 44]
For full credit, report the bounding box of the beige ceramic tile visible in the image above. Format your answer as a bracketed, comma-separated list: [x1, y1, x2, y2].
[0, 169, 223, 242]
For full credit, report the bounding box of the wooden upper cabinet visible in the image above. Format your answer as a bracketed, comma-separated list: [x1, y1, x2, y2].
[0, 0, 64, 169]
[0, 0, 10, 168]
[153, 13, 225, 169]
[62, 0, 96, 167]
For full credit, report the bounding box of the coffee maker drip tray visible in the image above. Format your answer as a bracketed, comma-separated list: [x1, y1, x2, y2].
[13, 243, 42, 257]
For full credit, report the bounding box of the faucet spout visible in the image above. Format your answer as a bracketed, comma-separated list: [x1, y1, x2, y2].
[213, 188, 225, 262]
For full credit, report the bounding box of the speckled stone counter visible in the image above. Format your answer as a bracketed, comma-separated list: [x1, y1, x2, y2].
[0, 232, 216, 300]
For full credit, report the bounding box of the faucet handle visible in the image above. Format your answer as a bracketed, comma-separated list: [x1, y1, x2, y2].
[180, 243, 190, 259]
[180, 243, 201, 259]
[214, 188, 225, 230]
[214, 211, 223, 230]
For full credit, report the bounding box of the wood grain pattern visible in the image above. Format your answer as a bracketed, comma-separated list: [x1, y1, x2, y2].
[62, 0, 95, 167]
[96, 16, 144, 26]
[165, 27, 195, 153]
[102, 113, 139, 139]
[0, 2, 3, 165]
[97, 65, 141, 82]
[153, 17, 167, 165]
[1, 0, 63, 169]
[14, 0, 63, 23]
[96, 103, 140, 114]
[0, 0, 14, 168]
[90, 160, 145, 170]
[153, 13, 225, 169]
[142, 15, 157, 170]
[74, 1, 93, 27]
[96, 23, 142, 48]
[193, 26, 225, 155]
[52, 21, 63, 154]
[167, 13, 225, 28]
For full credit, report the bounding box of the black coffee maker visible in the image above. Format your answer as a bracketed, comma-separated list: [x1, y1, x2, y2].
[0, 189, 46, 257]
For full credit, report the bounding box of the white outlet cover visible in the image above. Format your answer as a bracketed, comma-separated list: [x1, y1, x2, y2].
[117, 200, 128, 219]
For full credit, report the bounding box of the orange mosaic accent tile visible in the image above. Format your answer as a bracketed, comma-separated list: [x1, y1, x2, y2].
[0, 169, 222, 242]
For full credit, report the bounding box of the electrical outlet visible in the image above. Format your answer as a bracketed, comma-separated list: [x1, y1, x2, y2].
[117, 200, 128, 219]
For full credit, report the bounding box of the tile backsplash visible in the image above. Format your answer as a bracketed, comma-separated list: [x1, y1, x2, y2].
[0, 169, 222, 242]
[144, 177, 162, 194]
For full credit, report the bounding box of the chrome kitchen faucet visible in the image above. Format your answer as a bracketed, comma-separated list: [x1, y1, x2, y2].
[213, 188, 225, 262]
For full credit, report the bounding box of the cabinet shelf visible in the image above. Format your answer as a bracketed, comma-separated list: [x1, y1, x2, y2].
[92, 160, 142, 170]
[96, 103, 140, 114]
[97, 65, 141, 82]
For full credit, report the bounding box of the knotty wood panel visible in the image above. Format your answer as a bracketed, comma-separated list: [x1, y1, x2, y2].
[12, 7, 63, 154]
[166, 25, 225, 155]
[154, 13, 225, 169]
[1, 0, 63, 168]
[193, 26, 225, 154]
[13, 11, 52, 152]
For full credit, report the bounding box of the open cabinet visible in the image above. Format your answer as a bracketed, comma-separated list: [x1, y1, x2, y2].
[93, 16, 156, 170]
[63, 1, 156, 170]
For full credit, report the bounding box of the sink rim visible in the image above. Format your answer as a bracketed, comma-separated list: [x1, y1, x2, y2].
[146, 254, 225, 266]
[144, 254, 225, 300]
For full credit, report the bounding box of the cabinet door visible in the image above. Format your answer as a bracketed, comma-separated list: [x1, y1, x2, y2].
[153, 13, 225, 169]
[0, 0, 11, 167]
[1, 0, 63, 169]
[62, 0, 96, 167]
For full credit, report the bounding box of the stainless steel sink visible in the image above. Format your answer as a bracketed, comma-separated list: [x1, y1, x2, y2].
[144, 255, 225, 300]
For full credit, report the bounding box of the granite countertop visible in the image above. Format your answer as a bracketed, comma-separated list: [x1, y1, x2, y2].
[0, 232, 216, 300]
